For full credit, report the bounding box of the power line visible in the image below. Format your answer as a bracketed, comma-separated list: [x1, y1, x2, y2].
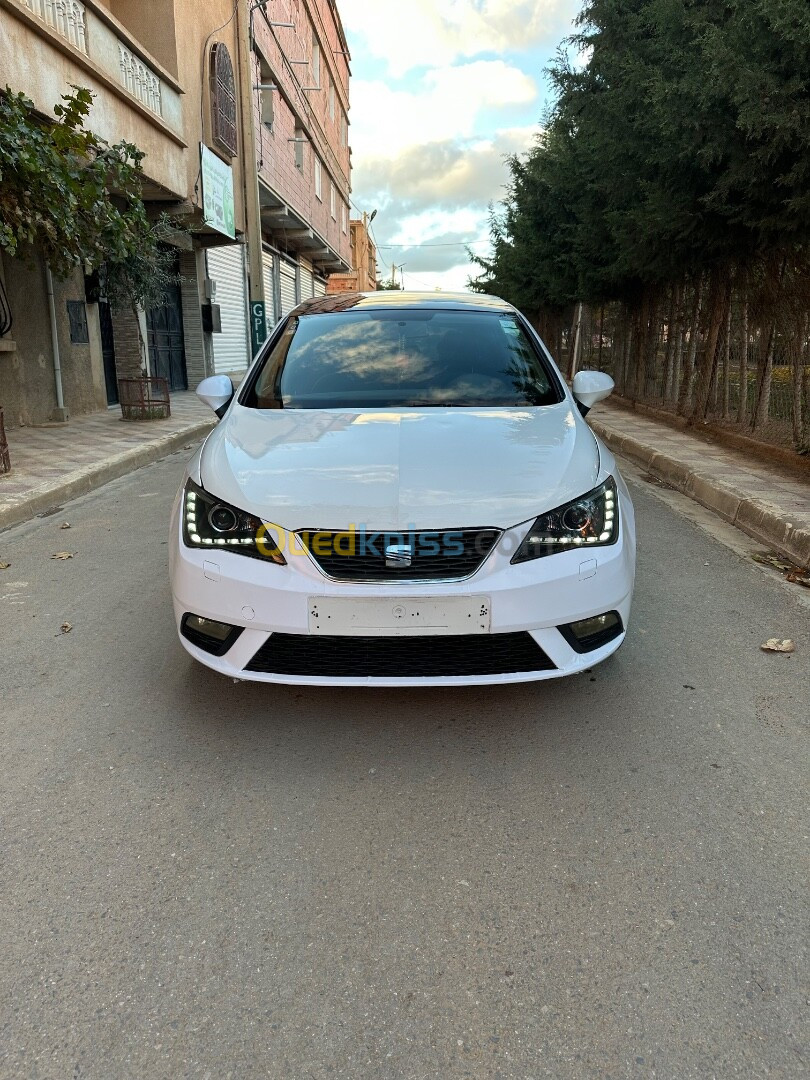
[346, 197, 389, 271]
[402, 270, 443, 290]
[369, 223, 387, 271]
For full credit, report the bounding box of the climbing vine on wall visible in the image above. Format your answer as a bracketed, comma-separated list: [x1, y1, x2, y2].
[0, 85, 165, 281]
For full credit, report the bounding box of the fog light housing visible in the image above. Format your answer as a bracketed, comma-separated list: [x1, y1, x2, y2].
[559, 611, 623, 653]
[181, 613, 244, 656]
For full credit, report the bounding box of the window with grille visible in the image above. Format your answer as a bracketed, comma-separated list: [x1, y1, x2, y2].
[210, 43, 238, 157]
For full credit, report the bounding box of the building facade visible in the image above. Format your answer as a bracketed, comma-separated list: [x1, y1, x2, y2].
[0, 0, 352, 432]
[251, 1, 352, 316]
[203, 0, 353, 378]
[326, 213, 378, 293]
[0, 0, 254, 427]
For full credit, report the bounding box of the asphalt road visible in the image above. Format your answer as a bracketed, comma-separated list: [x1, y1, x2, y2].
[1, 449, 807, 1080]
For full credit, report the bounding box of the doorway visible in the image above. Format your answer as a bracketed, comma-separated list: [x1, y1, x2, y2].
[147, 282, 187, 391]
[98, 301, 118, 405]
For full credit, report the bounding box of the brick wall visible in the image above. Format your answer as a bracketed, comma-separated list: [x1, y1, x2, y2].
[326, 272, 358, 294]
[251, 0, 351, 266]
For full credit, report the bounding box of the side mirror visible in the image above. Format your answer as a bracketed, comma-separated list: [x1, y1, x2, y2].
[572, 370, 614, 415]
[196, 375, 234, 419]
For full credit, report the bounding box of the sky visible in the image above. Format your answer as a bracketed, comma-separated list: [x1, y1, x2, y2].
[339, 0, 583, 293]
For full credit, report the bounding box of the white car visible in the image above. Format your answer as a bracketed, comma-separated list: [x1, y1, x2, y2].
[169, 292, 635, 686]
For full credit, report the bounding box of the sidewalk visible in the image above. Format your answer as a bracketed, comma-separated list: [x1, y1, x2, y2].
[590, 401, 810, 568]
[0, 392, 214, 531]
[2, 393, 808, 567]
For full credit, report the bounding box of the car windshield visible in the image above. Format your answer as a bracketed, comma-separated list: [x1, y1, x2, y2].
[242, 309, 562, 409]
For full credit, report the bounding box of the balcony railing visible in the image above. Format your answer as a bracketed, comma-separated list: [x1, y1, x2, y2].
[118, 44, 162, 116]
[24, 0, 87, 53]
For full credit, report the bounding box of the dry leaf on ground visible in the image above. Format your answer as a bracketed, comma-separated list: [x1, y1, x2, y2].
[752, 551, 810, 587]
[60, 622, 73, 634]
[751, 552, 793, 571]
[761, 638, 796, 653]
[0, 561, 10, 570]
[51, 551, 75, 560]
[60, 522, 71, 530]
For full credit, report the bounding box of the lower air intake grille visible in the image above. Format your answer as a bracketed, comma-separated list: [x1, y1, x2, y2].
[245, 632, 555, 678]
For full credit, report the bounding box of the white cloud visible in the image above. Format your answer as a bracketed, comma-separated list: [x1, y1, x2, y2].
[399, 266, 483, 293]
[349, 62, 537, 159]
[357, 128, 538, 289]
[356, 127, 538, 219]
[341, 0, 581, 77]
[388, 208, 487, 246]
[340, 2, 573, 292]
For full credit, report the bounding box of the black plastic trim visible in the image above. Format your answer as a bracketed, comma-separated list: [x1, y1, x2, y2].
[557, 612, 624, 654]
[181, 613, 244, 657]
[245, 632, 556, 678]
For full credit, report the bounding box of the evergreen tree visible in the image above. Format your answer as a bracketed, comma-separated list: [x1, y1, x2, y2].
[471, 0, 810, 446]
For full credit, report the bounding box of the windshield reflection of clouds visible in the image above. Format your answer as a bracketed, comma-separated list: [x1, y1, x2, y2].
[292, 319, 439, 386]
[247, 311, 561, 410]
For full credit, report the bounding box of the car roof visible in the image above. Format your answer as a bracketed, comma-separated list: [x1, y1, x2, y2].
[290, 290, 515, 317]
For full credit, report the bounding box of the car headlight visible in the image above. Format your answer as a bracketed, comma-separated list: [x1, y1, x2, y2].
[182, 480, 286, 564]
[511, 477, 619, 563]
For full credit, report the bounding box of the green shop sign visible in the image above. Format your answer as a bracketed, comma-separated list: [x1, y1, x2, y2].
[201, 144, 235, 239]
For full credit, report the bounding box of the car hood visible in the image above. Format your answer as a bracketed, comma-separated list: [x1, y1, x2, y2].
[200, 402, 599, 531]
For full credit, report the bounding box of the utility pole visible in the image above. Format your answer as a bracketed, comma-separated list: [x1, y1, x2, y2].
[236, 0, 267, 356]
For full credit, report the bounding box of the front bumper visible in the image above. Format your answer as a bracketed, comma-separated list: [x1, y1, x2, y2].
[169, 487, 636, 687]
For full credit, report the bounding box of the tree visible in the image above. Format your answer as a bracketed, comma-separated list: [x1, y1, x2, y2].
[472, 0, 810, 448]
[378, 274, 402, 290]
[0, 86, 159, 279]
[1, 84, 184, 378]
[103, 215, 183, 376]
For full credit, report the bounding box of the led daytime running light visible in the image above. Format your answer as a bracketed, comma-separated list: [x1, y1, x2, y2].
[512, 477, 619, 563]
[181, 481, 285, 564]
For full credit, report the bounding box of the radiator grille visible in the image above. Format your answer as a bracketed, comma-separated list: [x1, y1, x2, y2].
[299, 528, 501, 582]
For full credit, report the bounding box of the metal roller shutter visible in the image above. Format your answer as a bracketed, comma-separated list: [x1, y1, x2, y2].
[279, 260, 298, 317]
[207, 245, 250, 374]
[313, 276, 326, 297]
[299, 258, 314, 300]
[262, 250, 277, 326]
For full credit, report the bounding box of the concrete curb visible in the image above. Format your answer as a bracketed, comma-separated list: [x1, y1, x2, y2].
[605, 394, 810, 477]
[0, 419, 215, 533]
[591, 419, 810, 569]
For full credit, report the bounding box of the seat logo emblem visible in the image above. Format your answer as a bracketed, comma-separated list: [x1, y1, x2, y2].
[385, 543, 413, 569]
